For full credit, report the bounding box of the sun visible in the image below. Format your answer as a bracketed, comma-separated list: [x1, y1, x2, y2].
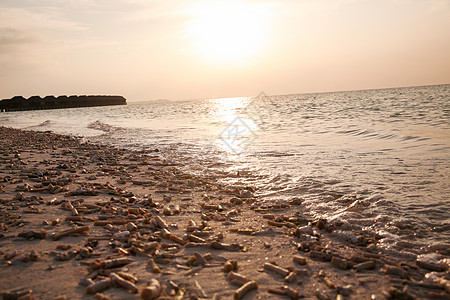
[185, 0, 268, 64]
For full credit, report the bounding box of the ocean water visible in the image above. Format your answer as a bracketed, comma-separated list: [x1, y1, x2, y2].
[1, 84, 449, 257]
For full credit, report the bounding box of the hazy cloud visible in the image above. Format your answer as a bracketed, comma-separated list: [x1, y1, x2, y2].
[0, 7, 86, 32]
[0, 27, 41, 48]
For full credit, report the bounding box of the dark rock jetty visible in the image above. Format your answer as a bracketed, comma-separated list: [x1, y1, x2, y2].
[0, 95, 127, 112]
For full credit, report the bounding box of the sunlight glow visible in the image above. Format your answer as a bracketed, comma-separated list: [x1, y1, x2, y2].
[209, 97, 258, 155]
[185, 0, 268, 64]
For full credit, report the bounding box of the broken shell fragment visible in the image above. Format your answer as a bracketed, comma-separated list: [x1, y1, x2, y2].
[331, 256, 348, 270]
[126, 222, 138, 232]
[94, 293, 111, 300]
[193, 252, 207, 266]
[227, 271, 249, 285]
[234, 281, 258, 299]
[116, 272, 138, 283]
[143, 242, 159, 251]
[113, 231, 130, 239]
[18, 230, 46, 240]
[52, 226, 90, 241]
[292, 255, 307, 265]
[223, 260, 238, 272]
[110, 272, 138, 293]
[147, 258, 161, 273]
[79, 247, 92, 258]
[309, 250, 332, 262]
[188, 234, 206, 244]
[153, 216, 168, 229]
[210, 241, 241, 251]
[92, 257, 133, 269]
[268, 286, 302, 300]
[86, 278, 112, 294]
[141, 279, 161, 300]
[263, 263, 290, 277]
[3, 288, 33, 300]
[354, 261, 376, 272]
[284, 272, 298, 284]
[383, 265, 410, 279]
[79, 277, 95, 287]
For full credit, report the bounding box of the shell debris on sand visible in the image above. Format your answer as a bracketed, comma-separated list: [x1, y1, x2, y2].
[0, 126, 449, 299]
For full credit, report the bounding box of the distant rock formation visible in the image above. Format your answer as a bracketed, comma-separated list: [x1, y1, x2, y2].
[0, 95, 127, 112]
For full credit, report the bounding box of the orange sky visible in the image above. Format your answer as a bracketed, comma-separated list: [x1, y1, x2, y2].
[1, 0, 449, 101]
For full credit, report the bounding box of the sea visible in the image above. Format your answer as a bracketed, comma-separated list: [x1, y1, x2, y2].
[1, 84, 449, 258]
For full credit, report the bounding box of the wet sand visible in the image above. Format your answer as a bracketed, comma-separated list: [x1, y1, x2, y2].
[0, 126, 449, 299]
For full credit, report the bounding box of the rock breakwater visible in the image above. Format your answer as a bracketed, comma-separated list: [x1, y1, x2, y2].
[0, 95, 126, 112]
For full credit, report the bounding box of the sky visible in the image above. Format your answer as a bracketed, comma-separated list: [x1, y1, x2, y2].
[0, 0, 449, 101]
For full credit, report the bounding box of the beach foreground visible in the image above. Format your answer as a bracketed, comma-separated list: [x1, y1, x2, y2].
[0, 127, 448, 300]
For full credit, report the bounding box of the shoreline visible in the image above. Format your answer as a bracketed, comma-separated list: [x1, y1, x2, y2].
[0, 126, 449, 299]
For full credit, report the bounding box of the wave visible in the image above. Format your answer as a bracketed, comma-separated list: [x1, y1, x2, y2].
[87, 120, 124, 133]
[25, 120, 53, 128]
[37, 120, 52, 127]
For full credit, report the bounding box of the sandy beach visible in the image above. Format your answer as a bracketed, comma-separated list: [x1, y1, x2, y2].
[0, 126, 449, 300]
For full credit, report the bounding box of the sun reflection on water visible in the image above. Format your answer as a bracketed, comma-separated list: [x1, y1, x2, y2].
[208, 96, 259, 156]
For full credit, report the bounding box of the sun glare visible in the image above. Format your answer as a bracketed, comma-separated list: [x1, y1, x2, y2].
[185, 1, 268, 64]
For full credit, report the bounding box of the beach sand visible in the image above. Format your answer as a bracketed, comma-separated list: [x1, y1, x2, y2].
[0, 126, 448, 299]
